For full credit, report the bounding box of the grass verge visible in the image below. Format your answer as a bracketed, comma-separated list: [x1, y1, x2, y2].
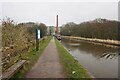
[10, 36, 52, 79]
[55, 38, 92, 78]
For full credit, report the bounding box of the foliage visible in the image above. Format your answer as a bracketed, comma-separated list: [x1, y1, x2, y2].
[2, 17, 47, 72]
[26, 23, 47, 38]
[60, 18, 120, 40]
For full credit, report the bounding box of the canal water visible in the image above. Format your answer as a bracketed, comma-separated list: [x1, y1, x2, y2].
[61, 38, 119, 78]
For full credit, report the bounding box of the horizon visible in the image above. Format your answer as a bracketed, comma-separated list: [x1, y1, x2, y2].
[13, 18, 118, 27]
[1, 2, 118, 26]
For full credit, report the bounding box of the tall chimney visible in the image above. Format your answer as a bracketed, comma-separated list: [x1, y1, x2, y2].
[56, 15, 58, 33]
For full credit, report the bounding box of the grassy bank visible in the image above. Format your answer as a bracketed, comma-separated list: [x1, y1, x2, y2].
[55, 38, 92, 78]
[11, 36, 52, 79]
[63, 36, 120, 47]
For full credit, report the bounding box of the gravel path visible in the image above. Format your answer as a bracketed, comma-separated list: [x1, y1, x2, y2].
[25, 37, 65, 78]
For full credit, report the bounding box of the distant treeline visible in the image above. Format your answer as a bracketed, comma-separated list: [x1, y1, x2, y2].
[60, 18, 120, 40]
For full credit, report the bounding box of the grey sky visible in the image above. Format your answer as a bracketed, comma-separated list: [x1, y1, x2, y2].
[2, 2, 118, 26]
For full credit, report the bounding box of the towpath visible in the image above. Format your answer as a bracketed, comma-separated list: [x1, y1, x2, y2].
[25, 37, 65, 78]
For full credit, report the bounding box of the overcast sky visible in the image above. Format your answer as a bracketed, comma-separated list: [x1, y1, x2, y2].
[1, 2, 118, 26]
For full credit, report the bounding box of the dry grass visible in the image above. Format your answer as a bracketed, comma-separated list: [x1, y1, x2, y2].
[63, 36, 120, 46]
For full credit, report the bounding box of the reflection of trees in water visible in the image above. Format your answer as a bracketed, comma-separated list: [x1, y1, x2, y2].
[98, 53, 118, 59]
[61, 38, 119, 59]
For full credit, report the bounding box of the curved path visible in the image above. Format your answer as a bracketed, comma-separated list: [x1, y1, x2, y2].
[25, 37, 65, 78]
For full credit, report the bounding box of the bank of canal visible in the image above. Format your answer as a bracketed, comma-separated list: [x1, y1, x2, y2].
[61, 38, 119, 78]
[63, 36, 120, 47]
[55, 38, 93, 78]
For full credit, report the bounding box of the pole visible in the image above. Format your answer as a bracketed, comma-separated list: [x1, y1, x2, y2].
[56, 15, 58, 33]
[36, 29, 39, 51]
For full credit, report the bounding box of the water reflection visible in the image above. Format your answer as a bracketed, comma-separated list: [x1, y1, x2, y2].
[62, 38, 119, 59]
[99, 53, 118, 59]
[61, 38, 119, 78]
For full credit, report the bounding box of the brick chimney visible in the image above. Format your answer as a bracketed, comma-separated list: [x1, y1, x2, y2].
[56, 15, 58, 33]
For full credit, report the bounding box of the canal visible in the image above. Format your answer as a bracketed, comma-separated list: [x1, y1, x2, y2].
[61, 38, 119, 78]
